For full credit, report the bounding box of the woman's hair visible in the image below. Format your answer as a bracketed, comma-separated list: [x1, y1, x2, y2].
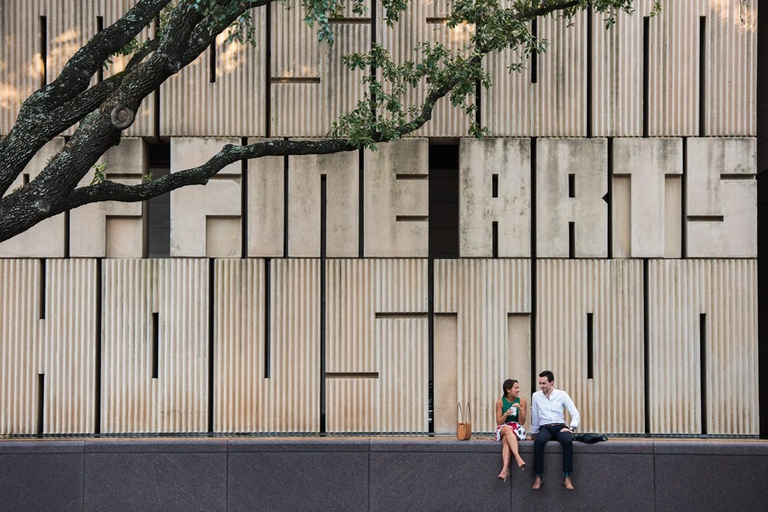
[502, 379, 518, 395]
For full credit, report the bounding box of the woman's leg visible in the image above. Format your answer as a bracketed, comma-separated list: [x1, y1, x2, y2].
[506, 430, 526, 469]
[498, 427, 512, 479]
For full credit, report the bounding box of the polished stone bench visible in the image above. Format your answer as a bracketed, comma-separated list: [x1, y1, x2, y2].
[1, 437, 766, 511]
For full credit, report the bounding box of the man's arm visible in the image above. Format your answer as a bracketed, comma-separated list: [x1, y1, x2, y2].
[530, 393, 540, 434]
[564, 392, 580, 430]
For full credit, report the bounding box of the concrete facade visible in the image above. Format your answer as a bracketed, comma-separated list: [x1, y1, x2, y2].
[0, 1, 761, 438]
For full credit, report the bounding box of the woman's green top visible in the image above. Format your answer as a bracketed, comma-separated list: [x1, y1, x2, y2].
[502, 396, 521, 423]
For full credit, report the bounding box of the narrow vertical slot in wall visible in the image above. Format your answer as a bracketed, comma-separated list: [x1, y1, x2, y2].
[492, 174, 499, 198]
[370, 1, 378, 122]
[208, 259, 215, 433]
[569, 222, 575, 259]
[152, 312, 159, 379]
[475, 79, 482, 128]
[22, 173, 30, 186]
[586, 313, 594, 379]
[64, 211, 70, 258]
[283, 151, 289, 257]
[95, 258, 103, 434]
[428, 258, 435, 434]
[147, 143, 171, 257]
[643, 16, 650, 138]
[265, 4, 271, 137]
[96, 17, 104, 83]
[264, 259, 271, 379]
[320, 174, 327, 434]
[359, 148, 365, 257]
[682, 138, 688, 258]
[428, 143, 459, 259]
[607, 138, 613, 259]
[209, 41, 217, 83]
[530, 138, 538, 387]
[153, 17, 161, 138]
[643, 258, 650, 434]
[492, 221, 499, 259]
[699, 17, 706, 137]
[40, 16, 47, 87]
[39, 259, 46, 320]
[531, 18, 538, 84]
[700, 313, 707, 435]
[586, 3, 593, 138]
[37, 374, 45, 436]
[568, 173, 576, 198]
[241, 138, 249, 258]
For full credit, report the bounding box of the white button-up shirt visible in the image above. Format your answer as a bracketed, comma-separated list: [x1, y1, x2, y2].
[530, 388, 580, 434]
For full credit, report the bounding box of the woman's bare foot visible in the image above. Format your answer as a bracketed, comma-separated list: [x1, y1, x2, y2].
[532, 476, 543, 489]
[497, 468, 510, 482]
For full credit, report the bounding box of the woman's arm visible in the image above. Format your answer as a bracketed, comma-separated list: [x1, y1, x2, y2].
[495, 398, 508, 425]
[517, 398, 527, 425]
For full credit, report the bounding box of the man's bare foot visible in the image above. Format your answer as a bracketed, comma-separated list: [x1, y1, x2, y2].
[532, 476, 543, 490]
[563, 476, 574, 490]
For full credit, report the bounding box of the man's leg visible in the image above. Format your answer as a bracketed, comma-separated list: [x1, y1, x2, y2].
[533, 427, 553, 488]
[555, 429, 574, 489]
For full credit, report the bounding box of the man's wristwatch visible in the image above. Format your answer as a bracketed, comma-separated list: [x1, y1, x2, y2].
[568, 426, 576, 433]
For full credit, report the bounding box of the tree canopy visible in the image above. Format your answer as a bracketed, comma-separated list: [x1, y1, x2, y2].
[0, 0, 643, 242]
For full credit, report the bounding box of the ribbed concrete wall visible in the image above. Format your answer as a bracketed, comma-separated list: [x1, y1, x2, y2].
[0, 0, 153, 136]
[102, 259, 208, 433]
[434, 259, 531, 434]
[161, 10, 266, 136]
[326, 259, 428, 433]
[537, 259, 645, 434]
[0, 259, 96, 435]
[377, 0, 472, 137]
[0, 1, 757, 138]
[649, 259, 759, 435]
[213, 259, 265, 433]
[269, 258, 320, 432]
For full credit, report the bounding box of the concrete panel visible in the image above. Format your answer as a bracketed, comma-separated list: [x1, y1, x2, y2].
[612, 138, 682, 258]
[70, 138, 147, 258]
[0, 138, 66, 257]
[536, 139, 607, 258]
[288, 151, 358, 257]
[537, 260, 645, 434]
[170, 137, 241, 257]
[228, 452, 368, 511]
[459, 138, 531, 257]
[84, 452, 226, 512]
[434, 259, 531, 433]
[0, 452, 84, 511]
[246, 139, 284, 257]
[370, 451, 508, 511]
[649, 260, 758, 434]
[686, 138, 757, 257]
[160, 9, 266, 136]
[511, 451, 654, 512]
[364, 139, 428, 257]
[326, 259, 428, 433]
[654, 452, 768, 512]
[0, 260, 97, 435]
[101, 259, 209, 433]
[377, 0, 471, 137]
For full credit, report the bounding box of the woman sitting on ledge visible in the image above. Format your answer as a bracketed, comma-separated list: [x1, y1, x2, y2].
[495, 379, 527, 482]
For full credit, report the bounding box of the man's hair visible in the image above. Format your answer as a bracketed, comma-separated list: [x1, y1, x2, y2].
[502, 379, 518, 394]
[539, 370, 554, 383]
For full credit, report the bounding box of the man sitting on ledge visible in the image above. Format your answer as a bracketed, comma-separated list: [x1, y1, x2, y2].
[530, 370, 581, 491]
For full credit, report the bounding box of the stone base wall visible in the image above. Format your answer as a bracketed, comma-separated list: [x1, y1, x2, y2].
[1, 439, 766, 511]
